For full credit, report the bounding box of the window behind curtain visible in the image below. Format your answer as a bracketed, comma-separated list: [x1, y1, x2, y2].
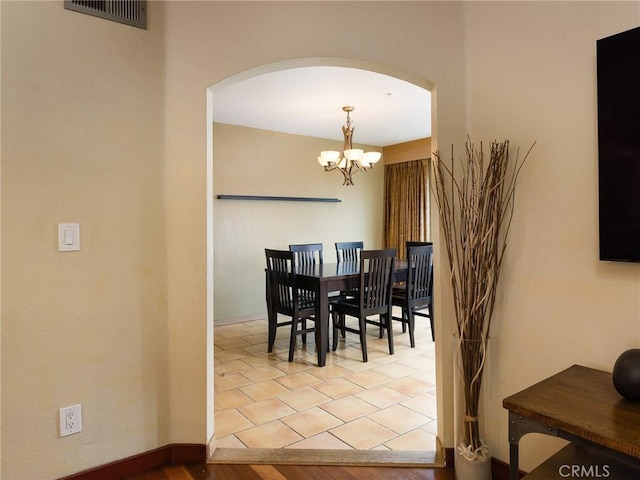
[383, 159, 430, 259]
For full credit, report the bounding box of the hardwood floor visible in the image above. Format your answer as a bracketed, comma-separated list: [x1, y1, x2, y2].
[125, 463, 456, 480]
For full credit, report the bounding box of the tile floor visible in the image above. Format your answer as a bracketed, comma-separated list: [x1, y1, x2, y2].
[213, 310, 437, 452]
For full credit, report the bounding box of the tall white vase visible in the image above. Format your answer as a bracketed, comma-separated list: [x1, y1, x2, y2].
[453, 333, 491, 480]
[455, 453, 492, 480]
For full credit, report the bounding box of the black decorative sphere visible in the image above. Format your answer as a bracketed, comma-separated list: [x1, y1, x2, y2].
[613, 349, 640, 401]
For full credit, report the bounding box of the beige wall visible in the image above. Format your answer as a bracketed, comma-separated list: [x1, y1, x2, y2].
[213, 123, 385, 322]
[1, 1, 167, 479]
[383, 138, 432, 164]
[3, 2, 639, 479]
[464, 1, 640, 471]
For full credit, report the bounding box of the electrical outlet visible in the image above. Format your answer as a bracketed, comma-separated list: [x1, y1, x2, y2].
[59, 404, 82, 437]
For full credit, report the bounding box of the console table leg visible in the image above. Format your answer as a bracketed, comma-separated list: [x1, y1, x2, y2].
[509, 441, 519, 480]
[507, 411, 560, 479]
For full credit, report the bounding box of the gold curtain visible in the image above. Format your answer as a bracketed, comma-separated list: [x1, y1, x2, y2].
[383, 158, 430, 259]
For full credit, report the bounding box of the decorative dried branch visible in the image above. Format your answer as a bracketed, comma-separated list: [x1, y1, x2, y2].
[432, 137, 534, 457]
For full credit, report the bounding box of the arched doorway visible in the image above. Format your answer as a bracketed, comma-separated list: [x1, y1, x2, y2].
[206, 57, 438, 464]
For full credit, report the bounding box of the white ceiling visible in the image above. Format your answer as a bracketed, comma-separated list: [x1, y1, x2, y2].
[210, 66, 431, 147]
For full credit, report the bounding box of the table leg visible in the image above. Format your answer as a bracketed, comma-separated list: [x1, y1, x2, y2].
[507, 410, 560, 479]
[266, 270, 276, 352]
[316, 282, 330, 367]
[509, 440, 519, 480]
[508, 410, 521, 480]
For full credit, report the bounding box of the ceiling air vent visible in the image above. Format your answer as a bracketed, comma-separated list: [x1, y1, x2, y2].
[64, 0, 146, 29]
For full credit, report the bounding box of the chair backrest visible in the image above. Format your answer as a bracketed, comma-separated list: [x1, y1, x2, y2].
[289, 243, 323, 266]
[265, 249, 296, 312]
[359, 248, 396, 313]
[335, 241, 364, 262]
[406, 244, 434, 302]
[406, 240, 433, 249]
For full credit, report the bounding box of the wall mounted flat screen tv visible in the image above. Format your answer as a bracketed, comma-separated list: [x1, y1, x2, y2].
[597, 26, 640, 262]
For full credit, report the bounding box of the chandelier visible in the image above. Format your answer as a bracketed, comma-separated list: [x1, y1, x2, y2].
[317, 106, 382, 186]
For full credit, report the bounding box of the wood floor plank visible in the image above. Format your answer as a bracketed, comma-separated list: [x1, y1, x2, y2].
[274, 464, 356, 480]
[216, 463, 264, 480]
[345, 465, 448, 480]
[249, 465, 289, 480]
[271, 465, 324, 480]
[132, 463, 455, 480]
[163, 465, 195, 480]
[138, 468, 168, 480]
[187, 463, 239, 480]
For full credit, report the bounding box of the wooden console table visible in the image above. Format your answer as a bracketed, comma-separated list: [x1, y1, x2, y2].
[503, 364, 640, 479]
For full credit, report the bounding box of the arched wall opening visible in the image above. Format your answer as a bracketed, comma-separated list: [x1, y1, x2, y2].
[205, 57, 441, 461]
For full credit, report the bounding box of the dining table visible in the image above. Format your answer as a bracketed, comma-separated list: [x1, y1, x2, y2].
[293, 259, 408, 367]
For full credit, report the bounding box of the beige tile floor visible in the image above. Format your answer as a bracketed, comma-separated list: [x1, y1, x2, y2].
[213, 310, 437, 452]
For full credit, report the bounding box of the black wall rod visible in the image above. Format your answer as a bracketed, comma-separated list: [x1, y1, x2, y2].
[216, 194, 341, 203]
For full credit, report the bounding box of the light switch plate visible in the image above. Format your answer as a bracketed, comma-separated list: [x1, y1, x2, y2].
[58, 223, 80, 252]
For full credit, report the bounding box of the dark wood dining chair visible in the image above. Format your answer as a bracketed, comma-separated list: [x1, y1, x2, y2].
[335, 241, 363, 262]
[392, 243, 434, 345]
[408, 241, 434, 340]
[335, 241, 364, 300]
[329, 248, 396, 362]
[405, 241, 433, 257]
[265, 249, 317, 362]
[289, 243, 323, 266]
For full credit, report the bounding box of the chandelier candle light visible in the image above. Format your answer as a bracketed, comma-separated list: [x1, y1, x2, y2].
[317, 106, 382, 186]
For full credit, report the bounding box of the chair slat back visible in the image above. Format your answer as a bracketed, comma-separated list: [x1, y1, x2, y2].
[336, 241, 364, 262]
[265, 249, 295, 311]
[407, 244, 433, 302]
[360, 249, 396, 311]
[289, 243, 323, 266]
